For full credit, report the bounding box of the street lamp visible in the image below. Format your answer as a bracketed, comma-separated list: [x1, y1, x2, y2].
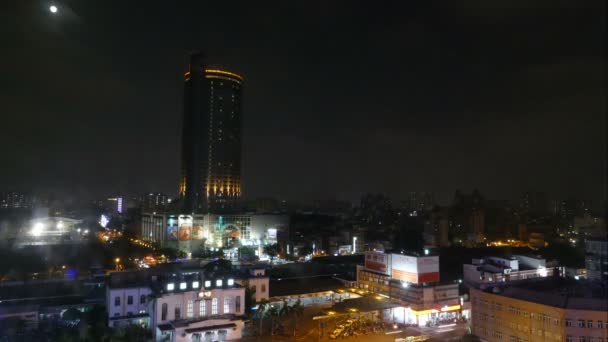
[49, 5, 58, 13]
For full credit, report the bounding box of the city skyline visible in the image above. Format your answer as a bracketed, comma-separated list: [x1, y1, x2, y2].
[1, 1, 605, 208]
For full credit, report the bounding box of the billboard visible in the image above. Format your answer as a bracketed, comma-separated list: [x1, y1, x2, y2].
[178, 215, 193, 241]
[391, 254, 419, 283]
[167, 217, 178, 240]
[364, 252, 391, 275]
[192, 225, 204, 240]
[391, 254, 439, 284]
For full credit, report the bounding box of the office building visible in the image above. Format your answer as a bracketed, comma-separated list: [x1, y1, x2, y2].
[470, 279, 607, 342]
[585, 239, 608, 282]
[0, 191, 31, 209]
[141, 193, 169, 211]
[179, 53, 243, 214]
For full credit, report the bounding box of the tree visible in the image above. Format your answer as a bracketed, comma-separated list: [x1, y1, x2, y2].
[267, 305, 279, 336]
[298, 243, 313, 258]
[245, 287, 256, 315]
[276, 300, 291, 335]
[264, 244, 279, 264]
[113, 325, 151, 341]
[256, 300, 270, 336]
[289, 299, 304, 337]
[238, 246, 258, 262]
[61, 308, 82, 323]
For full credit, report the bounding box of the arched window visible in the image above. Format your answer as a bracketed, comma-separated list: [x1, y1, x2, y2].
[161, 303, 168, 321]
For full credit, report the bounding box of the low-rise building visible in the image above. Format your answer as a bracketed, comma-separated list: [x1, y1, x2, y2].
[585, 239, 607, 282]
[107, 263, 246, 341]
[463, 255, 562, 286]
[356, 251, 462, 326]
[470, 278, 607, 342]
[234, 268, 269, 303]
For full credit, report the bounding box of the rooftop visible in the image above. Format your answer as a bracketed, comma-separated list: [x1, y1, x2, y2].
[269, 276, 343, 297]
[482, 278, 608, 311]
[332, 296, 401, 313]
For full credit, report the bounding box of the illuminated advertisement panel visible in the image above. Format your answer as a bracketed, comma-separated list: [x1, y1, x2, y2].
[364, 252, 391, 275]
[192, 225, 203, 240]
[167, 217, 178, 240]
[417, 256, 440, 283]
[391, 254, 440, 284]
[391, 254, 419, 283]
[178, 215, 193, 241]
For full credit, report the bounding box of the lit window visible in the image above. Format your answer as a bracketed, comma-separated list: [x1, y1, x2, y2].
[216, 279, 223, 287]
[167, 283, 175, 291]
[224, 297, 231, 314]
[227, 279, 234, 286]
[212, 298, 218, 315]
[180, 282, 187, 290]
[205, 280, 211, 288]
[199, 300, 206, 316]
[192, 281, 199, 289]
[187, 300, 194, 318]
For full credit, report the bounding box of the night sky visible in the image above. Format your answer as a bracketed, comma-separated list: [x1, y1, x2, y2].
[1, 1, 606, 207]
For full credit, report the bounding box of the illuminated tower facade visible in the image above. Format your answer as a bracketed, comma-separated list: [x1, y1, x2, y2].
[179, 53, 243, 213]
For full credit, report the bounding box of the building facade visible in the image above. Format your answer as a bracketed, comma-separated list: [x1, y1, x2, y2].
[179, 53, 243, 214]
[106, 267, 246, 341]
[470, 283, 608, 342]
[356, 251, 462, 326]
[585, 239, 608, 282]
[141, 212, 288, 255]
[463, 255, 562, 286]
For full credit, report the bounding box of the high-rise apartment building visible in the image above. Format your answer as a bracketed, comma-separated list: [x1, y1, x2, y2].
[179, 53, 243, 214]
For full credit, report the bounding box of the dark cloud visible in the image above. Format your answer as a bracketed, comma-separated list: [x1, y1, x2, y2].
[0, 0, 605, 208]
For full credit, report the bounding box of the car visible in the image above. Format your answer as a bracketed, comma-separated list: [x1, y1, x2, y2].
[404, 335, 430, 342]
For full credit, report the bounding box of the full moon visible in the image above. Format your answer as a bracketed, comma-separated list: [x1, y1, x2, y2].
[49, 5, 58, 13]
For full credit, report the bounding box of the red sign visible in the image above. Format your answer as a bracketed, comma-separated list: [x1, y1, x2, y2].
[365, 252, 390, 274]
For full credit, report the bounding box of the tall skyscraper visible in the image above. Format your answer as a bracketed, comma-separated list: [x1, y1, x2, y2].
[179, 53, 243, 213]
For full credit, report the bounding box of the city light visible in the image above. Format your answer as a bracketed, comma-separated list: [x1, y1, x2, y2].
[30, 222, 44, 237]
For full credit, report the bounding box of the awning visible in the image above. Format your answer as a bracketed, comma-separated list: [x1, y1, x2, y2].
[157, 323, 173, 331]
[185, 323, 237, 333]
